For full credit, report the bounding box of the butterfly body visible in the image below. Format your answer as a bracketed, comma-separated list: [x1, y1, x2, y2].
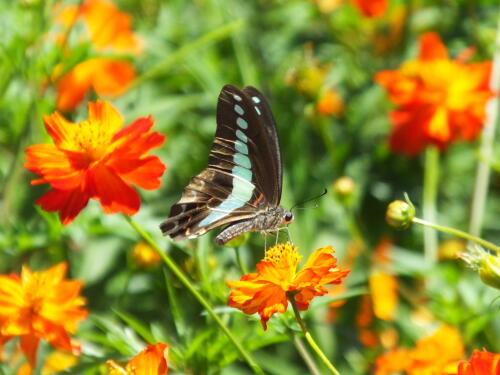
[160, 85, 293, 244]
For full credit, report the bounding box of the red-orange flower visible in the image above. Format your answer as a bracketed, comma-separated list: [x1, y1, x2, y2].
[227, 243, 349, 329]
[0, 263, 87, 368]
[375, 32, 494, 155]
[107, 343, 169, 375]
[350, 0, 387, 18]
[450, 350, 500, 375]
[375, 325, 465, 375]
[55, 58, 135, 112]
[317, 89, 344, 117]
[25, 101, 166, 225]
[54, 0, 142, 54]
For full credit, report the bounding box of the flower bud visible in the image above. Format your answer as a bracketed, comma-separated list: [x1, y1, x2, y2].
[333, 176, 356, 206]
[131, 242, 161, 268]
[479, 255, 500, 290]
[386, 200, 415, 230]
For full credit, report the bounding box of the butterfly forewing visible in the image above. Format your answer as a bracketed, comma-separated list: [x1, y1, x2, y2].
[160, 85, 283, 241]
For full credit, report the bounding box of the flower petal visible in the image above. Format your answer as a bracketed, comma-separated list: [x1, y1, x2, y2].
[127, 343, 169, 375]
[20, 335, 40, 367]
[87, 164, 140, 215]
[419, 32, 448, 60]
[36, 188, 90, 225]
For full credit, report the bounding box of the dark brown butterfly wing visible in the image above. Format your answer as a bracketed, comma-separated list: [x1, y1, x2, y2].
[160, 85, 282, 241]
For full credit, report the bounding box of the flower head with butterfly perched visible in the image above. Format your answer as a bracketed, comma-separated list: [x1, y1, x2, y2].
[160, 85, 294, 245]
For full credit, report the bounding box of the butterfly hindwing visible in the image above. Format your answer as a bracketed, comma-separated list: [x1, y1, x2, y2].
[160, 85, 283, 241]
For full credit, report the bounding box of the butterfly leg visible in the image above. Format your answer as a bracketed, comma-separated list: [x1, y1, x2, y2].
[285, 226, 293, 244]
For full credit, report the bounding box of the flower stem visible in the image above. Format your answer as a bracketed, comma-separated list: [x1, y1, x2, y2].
[469, 15, 500, 237]
[423, 146, 440, 266]
[292, 335, 322, 375]
[289, 298, 341, 375]
[124, 216, 265, 375]
[413, 217, 500, 254]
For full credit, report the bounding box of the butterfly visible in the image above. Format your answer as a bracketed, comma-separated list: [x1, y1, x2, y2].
[160, 85, 293, 245]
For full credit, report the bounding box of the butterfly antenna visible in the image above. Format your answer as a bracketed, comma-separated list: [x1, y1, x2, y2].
[290, 188, 328, 211]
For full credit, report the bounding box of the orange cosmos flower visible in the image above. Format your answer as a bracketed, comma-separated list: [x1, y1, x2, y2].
[227, 243, 349, 330]
[448, 350, 500, 375]
[55, 58, 135, 112]
[17, 350, 78, 375]
[0, 263, 87, 367]
[107, 343, 169, 375]
[350, 0, 387, 18]
[375, 32, 494, 155]
[25, 101, 166, 225]
[375, 325, 465, 375]
[317, 88, 344, 117]
[54, 0, 141, 54]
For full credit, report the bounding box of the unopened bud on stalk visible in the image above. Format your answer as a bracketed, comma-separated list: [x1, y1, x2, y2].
[333, 176, 355, 206]
[460, 246, 500, 290]
[386, 200, 415, 230]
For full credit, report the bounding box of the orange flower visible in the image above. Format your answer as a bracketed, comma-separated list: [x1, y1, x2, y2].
[54, 0, 141, 54]
[227, 243, 349, 329]
[0, 263, 87, 367]
[55, 58, 135, 112]
[25, 101, 166, 225]
[107, 343, 169, 375]
[17, 350, 78, 375]
[450, 350, 500, 375]
[80, 0, 142, 54]
[317, 89, 344, 117]
[350, 0, 387, 18]
[132, 242, 162, 268]
[375, 32, 494, 155]
[375, 325, 465, 375]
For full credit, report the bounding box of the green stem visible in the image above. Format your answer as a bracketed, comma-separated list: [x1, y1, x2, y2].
[413, 217, 500, 254]
[124, 216, 264, 375]
[292, 335, 322, 375]
[234, 247, 249, 275]
[469, 15, 500, 237]
[423, 146, 440, 267]
[131, 20, 244, 88]
[289, 297, 341, 375]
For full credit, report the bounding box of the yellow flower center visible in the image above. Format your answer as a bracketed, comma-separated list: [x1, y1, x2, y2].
[264, 243, 300, 265]
[73, 120, 114, 161]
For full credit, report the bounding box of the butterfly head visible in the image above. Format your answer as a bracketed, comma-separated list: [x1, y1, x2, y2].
[283, 210, 294, 225]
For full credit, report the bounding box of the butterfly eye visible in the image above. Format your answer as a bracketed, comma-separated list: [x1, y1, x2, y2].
[284, 212, 293, 222]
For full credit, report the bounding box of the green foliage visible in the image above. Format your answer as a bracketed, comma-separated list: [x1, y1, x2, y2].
[0, 0, 499, 374]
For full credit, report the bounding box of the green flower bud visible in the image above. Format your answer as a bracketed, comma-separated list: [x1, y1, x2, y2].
[479, 254, 500, 290]
[386, 200, 415, 230]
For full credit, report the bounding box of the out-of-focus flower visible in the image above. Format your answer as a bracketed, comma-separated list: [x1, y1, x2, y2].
[285, 44, 331, 98]
[356, 294, 379, 347]
[317, 89, 344, 117]
[372, 5, 407, 55]
[54, 0, 142, 54]
[332, 176, 355, 207]
[369, 272, 397, 321]
[446, 349, 500, 375]
[0, 263, 87, 368]
[25, 101, 166, 225]
[132, 242, 161, 268]
[386, 200, 415, 229]
[326, 284, 348, 323]
[107, 343, 169, 375]
[17, 350, 78, 375]
[375, 32, 494, 155]
[55, 58, 135, 111]
[370, 237, 398, 321]
[80, 0, 142, 54]
[439, 239, 466, 260]
[350, 0, 387, 18]
[460, 246, 500, 290]
[227, 243, 349, 329]
[310, 0, 344, 13]
[375, 325, 465, 375]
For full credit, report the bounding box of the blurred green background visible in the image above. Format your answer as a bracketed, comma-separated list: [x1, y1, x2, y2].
[0, 0, 499, 374]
